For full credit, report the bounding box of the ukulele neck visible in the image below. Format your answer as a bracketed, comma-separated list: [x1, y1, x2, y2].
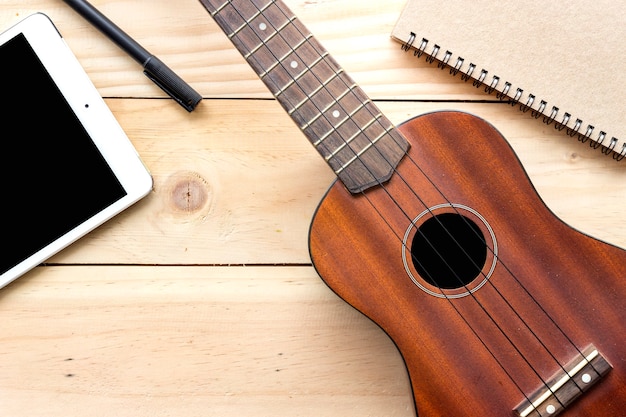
[202, 0, 409, 193]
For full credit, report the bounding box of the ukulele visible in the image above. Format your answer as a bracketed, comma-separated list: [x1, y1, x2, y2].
[198, 1, 626, 415]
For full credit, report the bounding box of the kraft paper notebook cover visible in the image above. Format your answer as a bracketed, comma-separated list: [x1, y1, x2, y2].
[391, 0, 625, 159]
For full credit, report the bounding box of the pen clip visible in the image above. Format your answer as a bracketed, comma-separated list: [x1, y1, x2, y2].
[143, 56, 202, 112]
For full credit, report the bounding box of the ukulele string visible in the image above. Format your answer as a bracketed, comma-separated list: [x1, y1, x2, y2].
[227, 0, 587, 402]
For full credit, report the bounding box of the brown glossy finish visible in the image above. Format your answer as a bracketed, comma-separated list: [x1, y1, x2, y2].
[309, 111, 626, 416]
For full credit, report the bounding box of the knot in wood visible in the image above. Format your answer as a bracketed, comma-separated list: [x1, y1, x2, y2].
[168, 171, 210, 213]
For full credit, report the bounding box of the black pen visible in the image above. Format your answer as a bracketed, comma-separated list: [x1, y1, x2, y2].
[63, 0, 202, 112]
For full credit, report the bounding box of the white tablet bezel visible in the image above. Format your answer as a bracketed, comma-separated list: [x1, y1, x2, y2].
[0, 13, 153, 289]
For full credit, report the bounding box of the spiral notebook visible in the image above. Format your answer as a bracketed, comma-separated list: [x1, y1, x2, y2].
[391, 0, 625, 159]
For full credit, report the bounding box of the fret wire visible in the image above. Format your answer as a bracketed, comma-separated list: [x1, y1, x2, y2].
[285, 34, 315, 67]
[229, 9, 263, 38]
[245, 15, 296, 60]
[301, 84, 356, 130]
[286, 55, 337, 112]
[325, 99, 374, 144]
[311, 83, 361, 146]
[324, 113, 382, 161]
[276, 38, 324, 97]
[257, 31, 313, 77]
[246, 1, 273, 25]
[287, 67, 339, 114]
[334, 125, 394, 174]
[211, 1, 229, 16]
[311, 126, 335, 147]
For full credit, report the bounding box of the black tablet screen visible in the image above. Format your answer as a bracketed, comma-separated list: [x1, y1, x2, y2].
[0, 33, 127, 273]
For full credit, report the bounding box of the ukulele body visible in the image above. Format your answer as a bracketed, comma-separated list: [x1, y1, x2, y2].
[309, 111, 626, 416]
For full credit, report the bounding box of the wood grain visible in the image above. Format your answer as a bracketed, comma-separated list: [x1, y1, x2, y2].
[1, 1, 624, 416]
[0, 266, 414, 417]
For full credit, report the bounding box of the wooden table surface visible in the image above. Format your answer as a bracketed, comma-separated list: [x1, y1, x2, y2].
[1, 1, 625, 416]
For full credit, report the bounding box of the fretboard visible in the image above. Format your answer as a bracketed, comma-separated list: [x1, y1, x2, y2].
[199, 0, 409, 193]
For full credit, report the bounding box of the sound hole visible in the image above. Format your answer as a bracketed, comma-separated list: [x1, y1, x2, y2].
[411, 213, 487, 289]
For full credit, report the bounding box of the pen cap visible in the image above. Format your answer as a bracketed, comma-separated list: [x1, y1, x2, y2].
[143, 56, 202, 112]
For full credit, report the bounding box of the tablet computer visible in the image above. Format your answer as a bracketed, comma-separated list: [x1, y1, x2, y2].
[0, 13, 153, 289]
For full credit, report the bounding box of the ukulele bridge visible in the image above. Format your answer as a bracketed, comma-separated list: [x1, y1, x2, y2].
[514, 345, 611, 417]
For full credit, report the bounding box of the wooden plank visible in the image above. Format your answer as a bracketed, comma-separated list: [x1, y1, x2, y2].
[0, 265, 414, 417]
[0, 0, 486, 100]
[35, 99, 626, 266]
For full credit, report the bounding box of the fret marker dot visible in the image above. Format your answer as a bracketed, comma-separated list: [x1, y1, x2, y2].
[546, 405, 556, 414]
[332, 110, 341, 118]
[290, 61, 298, 69]
[259, 22, 267, 31]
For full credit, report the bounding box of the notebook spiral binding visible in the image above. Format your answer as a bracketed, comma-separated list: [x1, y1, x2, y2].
[401, 32, 625, 161]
